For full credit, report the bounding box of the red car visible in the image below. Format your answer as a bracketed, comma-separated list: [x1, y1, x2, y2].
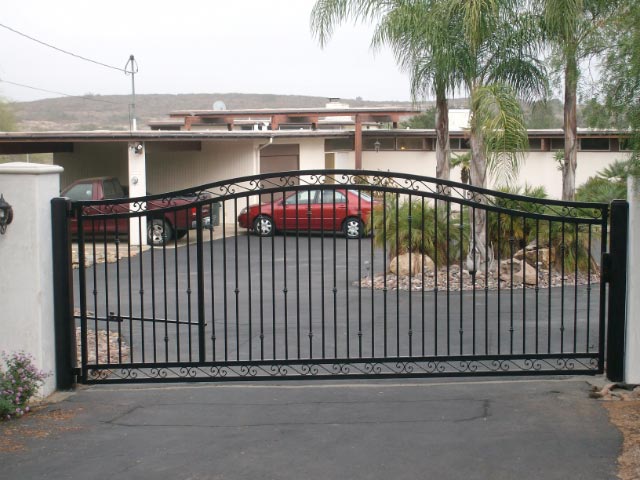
[238, 189, 376, 238]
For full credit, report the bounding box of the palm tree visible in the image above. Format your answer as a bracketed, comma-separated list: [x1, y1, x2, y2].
[441, 0, 546, 269]
[311, 0, 456, 183]
[537, 0, 619, 200]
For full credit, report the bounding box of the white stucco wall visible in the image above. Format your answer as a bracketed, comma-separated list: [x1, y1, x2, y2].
[0, 162, 62, 397]
[626, 176, 640, 384]
[54, 139, 632, 204]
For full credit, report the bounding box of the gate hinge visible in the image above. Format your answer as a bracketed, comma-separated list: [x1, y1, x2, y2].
[601, 252, 612, 283]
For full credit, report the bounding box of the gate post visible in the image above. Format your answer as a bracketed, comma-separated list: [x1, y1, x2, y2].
[51, 197, 76, 389]
[606, 199, 628, 382]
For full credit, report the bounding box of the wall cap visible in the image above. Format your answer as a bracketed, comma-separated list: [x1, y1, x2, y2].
[0, 162, 64, 175]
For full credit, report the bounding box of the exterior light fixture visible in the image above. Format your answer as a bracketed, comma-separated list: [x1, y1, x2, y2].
[134, 142, 144, 154]
[0, 194, 13, 234]
[374, 139, 381, 152]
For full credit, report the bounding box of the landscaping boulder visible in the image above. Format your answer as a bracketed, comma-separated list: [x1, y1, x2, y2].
[389, 252, 435, 276]
[499, 258, 537, 285]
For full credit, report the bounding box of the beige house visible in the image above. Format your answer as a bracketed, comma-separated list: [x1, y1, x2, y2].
[0, 104, 632, 215]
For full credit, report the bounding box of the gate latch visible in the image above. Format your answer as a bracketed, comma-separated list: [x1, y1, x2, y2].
[601, 252, 611, 283]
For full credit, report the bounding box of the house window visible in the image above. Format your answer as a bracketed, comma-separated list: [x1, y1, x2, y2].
[397, 137, 426, 150]
[451, 138, 470, 150]
[325, 138, 354, 151]
[528, 138, 543, 150]
[580, 138, 610, 151]
[550, 138, 565, 150]
[363, 137, 395, 151]
[620, 138, 634, 151]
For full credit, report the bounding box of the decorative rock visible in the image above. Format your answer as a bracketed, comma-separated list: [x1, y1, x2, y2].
[499, 258, 537, 285]
[389, 252, 435, 276]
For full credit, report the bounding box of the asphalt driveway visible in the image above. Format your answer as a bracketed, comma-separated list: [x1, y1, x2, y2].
[0, 377, 621, 480]
[73, 234, 602, 371]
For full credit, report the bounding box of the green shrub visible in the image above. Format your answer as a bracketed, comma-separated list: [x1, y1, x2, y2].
[371, 195, 468, 264]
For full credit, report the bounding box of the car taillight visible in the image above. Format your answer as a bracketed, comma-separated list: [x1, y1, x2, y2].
[190, 207, 196, 218]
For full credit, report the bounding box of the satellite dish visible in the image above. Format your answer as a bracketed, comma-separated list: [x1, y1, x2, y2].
[213, 100, 227, 111]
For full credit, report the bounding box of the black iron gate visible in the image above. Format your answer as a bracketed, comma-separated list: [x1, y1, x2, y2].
[51, 170, 628, 385]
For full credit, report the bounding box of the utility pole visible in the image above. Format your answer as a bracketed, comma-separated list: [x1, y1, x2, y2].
[125, 55, 138, 131]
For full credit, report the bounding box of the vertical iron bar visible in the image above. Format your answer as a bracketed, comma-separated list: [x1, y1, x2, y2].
[283, 188, 289, 360]
[234, 198, 240, 360]
[103, 220, 110, 364]
[115, 215, 122, 363]
[472, 206, 476, 355]
[396, 193, 400, 357]
[222, 204, 228, 361]
[573, 222, 579, 353]
[459, 203, 463, 355]
[383, 192, 388, 357]
[522, 215, 526, 354]
[547, 220, 552, 354]
[138, 217, 145, 363]
[434, 198, 438, 356]
[296, 190, 301, 359]
[509, 215, 514, 355]
[91, 218, 98, 364]
[561, 221, 566, 353]
[321, 188, 326, 359]
[358, 186, 363, 358]
[332, 188, 337, 358]
[598, 209, 609, 372]
[270, 192, 276, 360]
[408, 193, 412, 357]
[51, 198, 76, 389]
[484, 209, 489, 355]
[586, 224, 592, 353]
[173, 210, 180, 362]
[446, 201, 450, 355]
[196, 205, 206, 363]
[209, 211, 216, 362]
[607, 200, 628, 382]
[246, 197, 253, 361]
[77, 210, 88, 383]
[421, 196, 425, 356]
[162, 227, 169, 362]
[535, 219, 539, 354]
[497, 213, 501, 355]
[308, 191, 313, 359]
[149, 216, 157, 364]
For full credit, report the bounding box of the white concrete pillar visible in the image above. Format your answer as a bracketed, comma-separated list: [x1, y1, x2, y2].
[0, 162, 63, 396]
[626, 176, 640, 384]
[127, 141, 147, 246]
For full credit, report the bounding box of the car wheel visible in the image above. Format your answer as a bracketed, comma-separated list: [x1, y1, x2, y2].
[147, 218, 174, 246]
[253, 216, 274, 237]
[175, 230, 188, 240]
[343, 217, 363, 239]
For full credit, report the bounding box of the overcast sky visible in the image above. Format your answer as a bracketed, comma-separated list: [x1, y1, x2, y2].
[0, 0, 412, 104]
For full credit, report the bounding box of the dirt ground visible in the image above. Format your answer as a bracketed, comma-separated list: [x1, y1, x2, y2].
[591, 383, 640, 480]
[605, 400, 640, 480]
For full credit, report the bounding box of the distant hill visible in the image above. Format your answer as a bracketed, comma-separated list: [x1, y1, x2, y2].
[10, 93, 423, 132]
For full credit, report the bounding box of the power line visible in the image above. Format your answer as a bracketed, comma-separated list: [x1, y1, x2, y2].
[0, 22, 128, 73]
[0, 78, 126, 105]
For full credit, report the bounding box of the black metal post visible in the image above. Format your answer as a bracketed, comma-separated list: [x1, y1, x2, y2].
[196, 205, 206, 363]
[606, 199, 628, 382]
[51, 197, 76, 390]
